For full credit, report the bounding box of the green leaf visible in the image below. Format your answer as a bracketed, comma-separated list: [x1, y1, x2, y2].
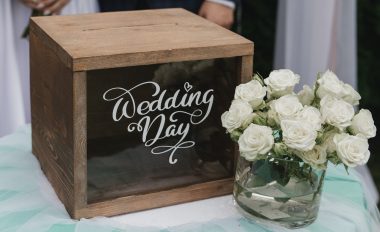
[252, 113, 267, 126]
[273, 143, 287, 155]
[316, 131, 324, 145]
[252, 73, 265, 86]
[327, 152, 341, 165]
[272, 129, 282, 143]
[251, 159, 289, 186]
[230, 130, 242, 142]
[274, 197, 291, 203]
[344, 164, 350, 175]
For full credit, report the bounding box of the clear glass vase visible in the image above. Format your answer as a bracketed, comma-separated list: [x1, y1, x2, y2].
[233, 155, 326, 229]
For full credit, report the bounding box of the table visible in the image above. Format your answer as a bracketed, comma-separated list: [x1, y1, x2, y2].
[0, 126, 379, 232]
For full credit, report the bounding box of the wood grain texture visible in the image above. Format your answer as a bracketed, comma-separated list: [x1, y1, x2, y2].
[74, 178, 233, 219]
[31, 9, 254, 219]
[30, 8, 253, 71]
[73, 72, 87, 210]
[30, 29, 75, 216]
[237, 55, 254, 83]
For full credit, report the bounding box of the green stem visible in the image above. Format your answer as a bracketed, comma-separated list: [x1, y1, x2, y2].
[308, 166, 314, 187]
[306, 170, 326, 218]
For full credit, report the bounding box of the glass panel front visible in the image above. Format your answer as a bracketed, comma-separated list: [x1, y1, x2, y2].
[87, 58, 238, 203]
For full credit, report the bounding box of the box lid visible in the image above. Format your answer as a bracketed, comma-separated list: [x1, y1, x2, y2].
[30, 8, 253, 71]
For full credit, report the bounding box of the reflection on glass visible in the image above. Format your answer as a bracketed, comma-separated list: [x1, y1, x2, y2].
[87, 58, 238, 203]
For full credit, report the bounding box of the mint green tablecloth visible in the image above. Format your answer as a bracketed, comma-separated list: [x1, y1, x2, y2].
[0, 126, 379, 232]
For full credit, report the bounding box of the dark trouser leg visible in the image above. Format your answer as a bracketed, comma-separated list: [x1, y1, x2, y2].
[98, 0, 140, 12]
[146, 0, 204, 14]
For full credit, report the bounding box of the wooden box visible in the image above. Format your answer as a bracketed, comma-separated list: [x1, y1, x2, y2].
[30, 8, 253, 219]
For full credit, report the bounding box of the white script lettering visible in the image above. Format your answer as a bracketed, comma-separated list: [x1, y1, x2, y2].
[103, 82, 214, 164]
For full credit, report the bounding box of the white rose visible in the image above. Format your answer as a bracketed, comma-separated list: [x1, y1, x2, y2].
[221, 111, 241, 132]
[316, 70, 361, 105]
[221, 100, 253, 132]
[234, 80, 267, 109]
[281, 119, 317, 152]
[321, 129, 339, 154]
[238, 124, 274, 161]
[333, 133, 370, 167]
[241, 113, 256, 129]
[296, 106, 322, 131]
[267, 109, 278, 126]
[270, 95, 303, 123]
[264, 69, 300, 98]
[316, 70, 346, 99]
[349, 109, 377, 138]
[320, 96, 354, 131]
[298, 145, 327, 169]
[342, 83, 361, 106]
[297, 85, 315, 105]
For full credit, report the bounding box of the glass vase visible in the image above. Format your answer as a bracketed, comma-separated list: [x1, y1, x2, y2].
[233, 155, 326, 229]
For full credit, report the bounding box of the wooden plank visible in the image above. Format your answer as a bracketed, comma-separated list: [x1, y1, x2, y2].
[30, 8, 254, 219]
[30, 9, 253, 71]
[30, 30, 75, 215]
[237, 55, 254, 83]
[73, 72, 87, 211]
[74, 43, 252, 71]
[74, 178, 233, 219]
[29, 19, 73, 70]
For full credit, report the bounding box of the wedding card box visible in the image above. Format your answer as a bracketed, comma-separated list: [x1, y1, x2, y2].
[30, 8, 253, 219]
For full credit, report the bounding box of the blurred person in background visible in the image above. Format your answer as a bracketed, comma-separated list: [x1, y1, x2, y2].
[0, 0, 98, 137]
[0, 0, 236, 138]
[98, 0, 236, 29]
[275, 0, 356, 89]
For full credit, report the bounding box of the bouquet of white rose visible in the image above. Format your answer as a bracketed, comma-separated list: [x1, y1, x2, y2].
[222, 69, 376, 171]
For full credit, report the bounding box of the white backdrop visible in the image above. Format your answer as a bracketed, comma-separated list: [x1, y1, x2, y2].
[0, 0, 25, 138]
[274, 0, 357, 89]
[0, 0, 98, 137]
